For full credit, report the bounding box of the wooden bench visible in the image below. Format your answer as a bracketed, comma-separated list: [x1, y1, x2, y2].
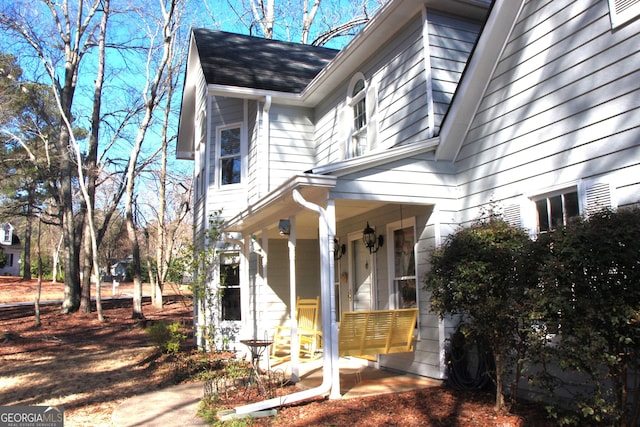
[338, 308, 418, 357]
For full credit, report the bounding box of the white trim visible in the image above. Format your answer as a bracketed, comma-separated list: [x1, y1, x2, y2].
[215, 122, 244, 189]
[310, 137, 440, 177]
[422, 6, 436, 139]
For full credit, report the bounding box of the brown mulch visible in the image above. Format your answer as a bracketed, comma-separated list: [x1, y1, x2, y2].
[0, 277, 553, 426]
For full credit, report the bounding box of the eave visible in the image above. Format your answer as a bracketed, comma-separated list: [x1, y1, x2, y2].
[310, 137, 440, 177]
[223, 174, 338, 236]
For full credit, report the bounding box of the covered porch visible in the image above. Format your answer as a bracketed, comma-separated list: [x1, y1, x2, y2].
[220, 171, 443, 414]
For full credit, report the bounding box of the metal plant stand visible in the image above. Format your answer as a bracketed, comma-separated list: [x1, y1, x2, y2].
[240, 339, 272, 395]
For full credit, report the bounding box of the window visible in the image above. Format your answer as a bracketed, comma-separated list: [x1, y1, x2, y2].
[1, 224, 10, 244]
[218, 126, 241, 186]
[348, 75, 368, 157]
[535, 190, 580, 232]
[608, 0, 640, 28]
[391, 222, 417, 309]
[220, 253, 241, 321]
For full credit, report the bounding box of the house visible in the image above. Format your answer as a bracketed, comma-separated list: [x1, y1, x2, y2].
[0, 223, 22, 276]
[177, 0, 640, 405]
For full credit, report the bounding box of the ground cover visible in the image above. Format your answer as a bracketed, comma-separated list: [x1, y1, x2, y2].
[0, 277, 551, 426]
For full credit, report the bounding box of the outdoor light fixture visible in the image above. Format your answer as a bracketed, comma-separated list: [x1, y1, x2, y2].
[334, 238, 346, 261]
[278, 219, 291, 236]
[362, 222, 383, 253]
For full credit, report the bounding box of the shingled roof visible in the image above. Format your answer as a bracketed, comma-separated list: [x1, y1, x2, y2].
[192, 29, 340, 94]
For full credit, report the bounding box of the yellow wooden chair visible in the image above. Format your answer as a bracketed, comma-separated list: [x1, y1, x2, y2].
[271, 296, 322, 361]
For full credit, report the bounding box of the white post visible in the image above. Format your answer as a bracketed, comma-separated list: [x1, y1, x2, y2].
[288, 216, 299, 381]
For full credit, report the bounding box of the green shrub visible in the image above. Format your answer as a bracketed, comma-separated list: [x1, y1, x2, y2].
[147, 321, 186, 354]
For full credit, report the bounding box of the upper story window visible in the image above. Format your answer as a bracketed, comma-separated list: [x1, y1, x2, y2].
[534, 189, 580, 233]
[608, 0, 640, 28]
[1, 224, 11, 244]
[218, 125, 242, 186]
[347, 73, 370, 158]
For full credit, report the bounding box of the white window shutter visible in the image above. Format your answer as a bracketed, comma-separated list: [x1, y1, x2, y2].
[583, 181, 615, 217]
[503, 204, 522, 228]
[607, 0, 640, 28]
[337, 104, 351, 160]
[366, 82, 378, 151]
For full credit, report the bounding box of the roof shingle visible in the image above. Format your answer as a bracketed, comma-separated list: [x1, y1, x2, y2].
[192, 29, 339, 94]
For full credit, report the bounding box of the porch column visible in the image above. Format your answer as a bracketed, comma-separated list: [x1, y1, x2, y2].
[240, 234, 251, 345]
[325, 199, 341, 400]
[257, 230, 269, 340]
[288, 216, 300, 381]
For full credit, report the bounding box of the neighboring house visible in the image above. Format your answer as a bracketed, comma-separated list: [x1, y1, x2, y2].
[177, 0, 640, 401]
[0, 223, 22, 276]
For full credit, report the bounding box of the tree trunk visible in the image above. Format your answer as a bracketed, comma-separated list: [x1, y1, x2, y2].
[52, 235, 63, 284]
[60, 163, 81, 314]
[23, 205, 32, 280]
[79, 223, 93, 313]
[494, 352, 506, 411]
[127, 210, 144, 319]
[34, 217, 42, 328]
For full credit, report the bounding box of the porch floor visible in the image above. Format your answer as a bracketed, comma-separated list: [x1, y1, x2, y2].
[268, 356, 442, 399]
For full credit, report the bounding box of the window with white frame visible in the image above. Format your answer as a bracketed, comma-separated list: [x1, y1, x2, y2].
[218, 125, 242, 186]
[1, 224, 10, 244]
[390, 220, 417, 310]
[220, 252, 241, 321]
[534, 189, 580, 233]
[348, 74, 368, 158]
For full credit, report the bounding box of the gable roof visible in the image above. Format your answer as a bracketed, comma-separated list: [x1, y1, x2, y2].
[192, 29, 339, 94]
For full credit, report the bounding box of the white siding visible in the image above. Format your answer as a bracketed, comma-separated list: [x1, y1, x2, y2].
[268, 105, 316, 190]
[246, 239, 322, 342]
[455, 0, 640, 223]
[428, 11, 483, 135]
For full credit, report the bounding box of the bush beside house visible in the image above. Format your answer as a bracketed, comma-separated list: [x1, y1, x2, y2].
[425, 207, 640, 426]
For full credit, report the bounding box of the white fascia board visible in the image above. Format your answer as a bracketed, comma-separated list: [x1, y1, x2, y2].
[223, 174, 337, 233]
[176, 34, 200, 160]
[436, 0, 525, 162]
[311, 137, 440, 177]
[207, 84, 303, 105]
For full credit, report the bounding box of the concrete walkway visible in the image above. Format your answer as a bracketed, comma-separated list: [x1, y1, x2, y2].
[111, 357, 441, 426]
[111, 382, 207, 427]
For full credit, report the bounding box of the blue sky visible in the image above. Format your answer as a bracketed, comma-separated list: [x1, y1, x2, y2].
[0, 0, 385, 213]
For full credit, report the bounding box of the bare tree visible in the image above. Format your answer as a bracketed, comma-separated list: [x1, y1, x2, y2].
[124, 0, 181, 319]
[213, 0, 387, 46]
[0, 0, 105, 313]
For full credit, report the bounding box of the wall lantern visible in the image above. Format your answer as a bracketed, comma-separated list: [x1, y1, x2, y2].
[362, 222, 383, 253]
[334, 238, 346, 261]
[278, 219, 291, 236]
